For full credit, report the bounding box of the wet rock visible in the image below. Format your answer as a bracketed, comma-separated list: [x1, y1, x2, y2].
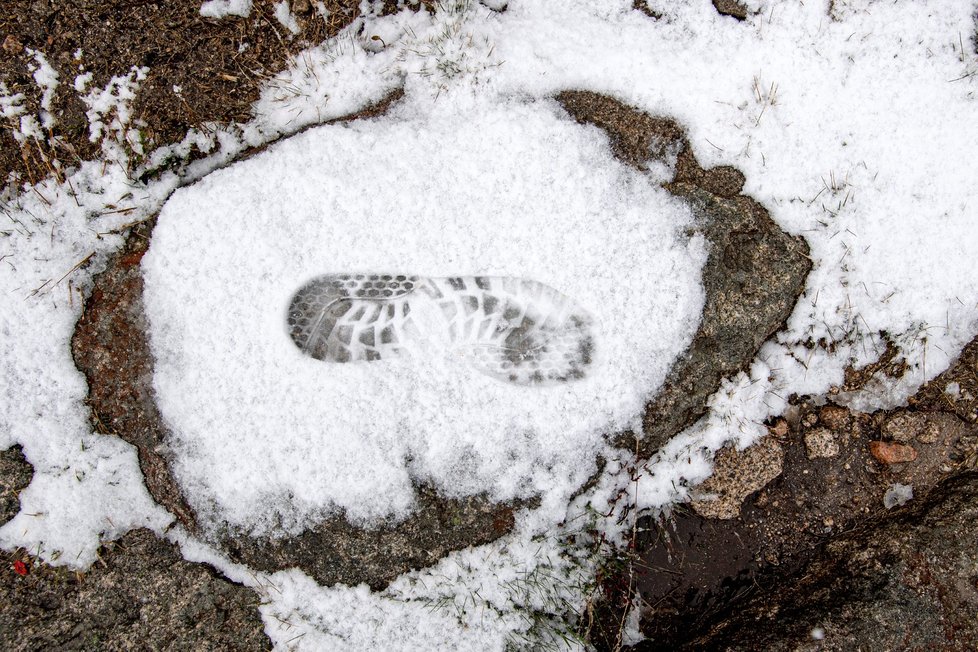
[223, 485, 526, 591]
[818, 404, 850, 431]
[804, 428, 839, 459]
[679, 471, 978, 651]
[0, 529, 270, 651]
[0, 445, 33, 527]
[869, 440, 918, 465]
[691, 438, 784, 520]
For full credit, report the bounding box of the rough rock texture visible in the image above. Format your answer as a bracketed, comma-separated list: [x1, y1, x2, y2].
[712, 0, 749, 21]
[1, 529, 271, 651]
[225, 484, 522, 590]
[0, 445, 33, 526]
[690, 437, 784, 519]
[682, 471, 978, 651]
[556, 91, 812, 459]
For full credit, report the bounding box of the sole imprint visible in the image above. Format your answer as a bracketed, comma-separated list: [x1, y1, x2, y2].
[287, 274, 594, 385]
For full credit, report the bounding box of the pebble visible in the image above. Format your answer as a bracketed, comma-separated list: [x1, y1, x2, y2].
[869, 440, 918, 464]
[805, 428, 840, 459]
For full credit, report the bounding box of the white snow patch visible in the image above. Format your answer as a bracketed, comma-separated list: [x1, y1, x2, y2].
[0, 160, 177, 567]
[883, 482, 913, 509]
[26, 49, 59, 129]
[274, 0, 302, 35]
[143, 95, 706, 535]
[200, 0, 253, 19]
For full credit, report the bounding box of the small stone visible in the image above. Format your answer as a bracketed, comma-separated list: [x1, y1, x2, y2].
[292, 0, 312, 14]
[2, 35, 23, 54]
[819, 404, 850, 430]
[805, 428, 840, 459]
[691, 438, 784, 520]
[916, 421, 941, 444]
[769, 418, 789, 438]
[869, 440, 918, 464]
[882, 412, 918, 443]
[712, 0, 749, 20]
[802, 412, 818, 428]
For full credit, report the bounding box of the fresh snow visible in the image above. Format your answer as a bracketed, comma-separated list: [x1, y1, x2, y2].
[199, 0, 253, 19]
[142, 96, 706, 535]
[2, 0, 977, 649]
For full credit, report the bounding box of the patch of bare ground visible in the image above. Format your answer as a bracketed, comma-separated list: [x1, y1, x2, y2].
[1, 0, 366, 187]
[588, 333, 978, 651]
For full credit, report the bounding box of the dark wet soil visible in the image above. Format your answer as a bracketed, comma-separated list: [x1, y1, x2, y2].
[588, 335, 978, 651]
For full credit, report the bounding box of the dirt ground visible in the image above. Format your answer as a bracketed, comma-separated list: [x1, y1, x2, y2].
[2, 1, 977, 650]
[0, 0, 432, 188]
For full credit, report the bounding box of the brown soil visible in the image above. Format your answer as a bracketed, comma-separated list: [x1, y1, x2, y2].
[1, 0, 364, 187]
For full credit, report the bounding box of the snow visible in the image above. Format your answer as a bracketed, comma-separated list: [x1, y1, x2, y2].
[0, 160, 176, 566]
[883, 482, 914, 509]
[274, 0, 302, 36]
[143, 96, 706, 535]
[200, 0, 253, 19]
[2, 0, 978, 649]
[26, 49, 59, 129]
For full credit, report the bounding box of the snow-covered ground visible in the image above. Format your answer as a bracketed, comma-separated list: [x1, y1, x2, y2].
[2, 1, 977, 649]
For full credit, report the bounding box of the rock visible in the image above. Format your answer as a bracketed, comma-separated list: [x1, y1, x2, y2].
[74, 90, 811, 590]
[2, 34, 23, 54]
[0, 529, 270, 651]
[769, 418, 789, 438]
[691, 438, 784, 519]
[818, 404, 851, 431]
[883, 411, 940, 444]
[869, 440, 918, 465]
[556, 91, 811, 460]
[712, 0, 749, 20]
[804, 428, 840, 459]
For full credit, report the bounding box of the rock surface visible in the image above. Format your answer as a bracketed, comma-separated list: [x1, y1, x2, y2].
[690, 437, 784, 519]
[0, 445, 32, 526]
[1, 529, 271, 652]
